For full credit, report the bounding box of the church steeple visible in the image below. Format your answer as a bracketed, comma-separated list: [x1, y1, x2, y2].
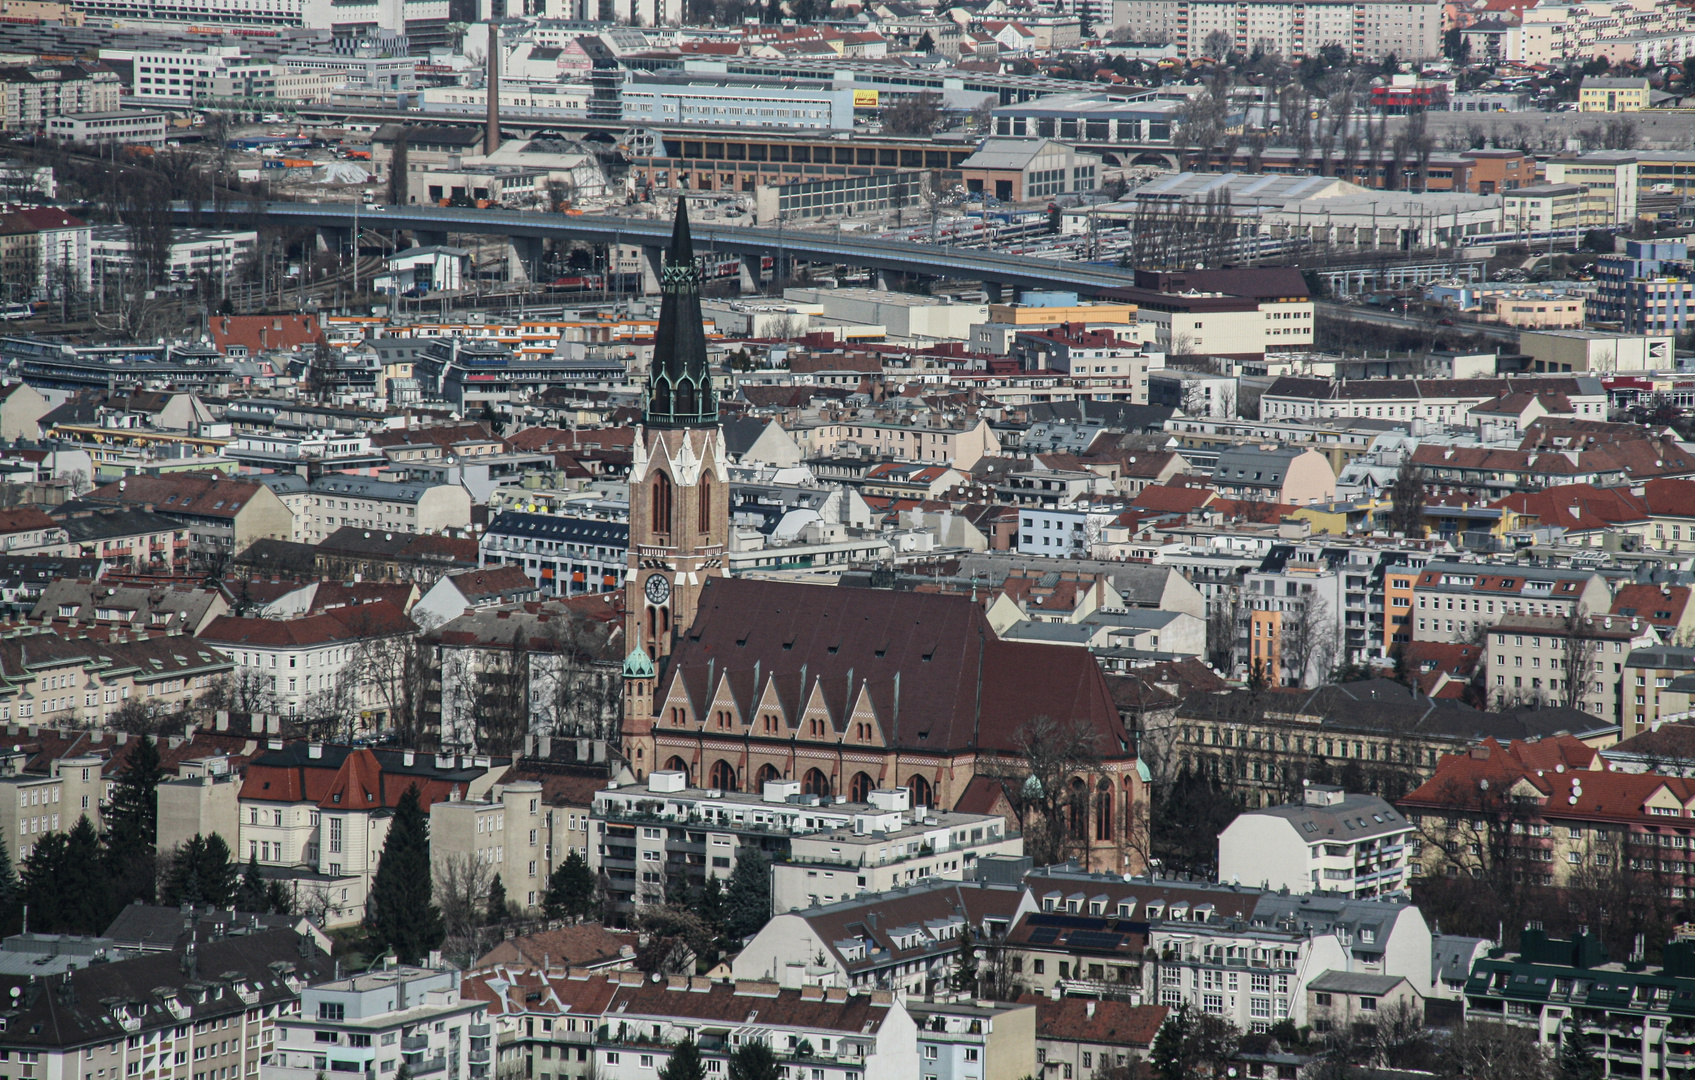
[644, 198, 716, 429]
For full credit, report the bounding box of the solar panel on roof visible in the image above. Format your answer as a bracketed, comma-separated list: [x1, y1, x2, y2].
[1066, 931, 1124, 950]
[1026, 927, 1060, 944]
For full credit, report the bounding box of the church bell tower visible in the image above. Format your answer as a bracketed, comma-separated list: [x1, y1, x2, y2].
[623, 199, 729, 774]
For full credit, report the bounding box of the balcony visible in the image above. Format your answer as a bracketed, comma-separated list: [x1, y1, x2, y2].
[411, 1058, 447, 1076]
[469, 1026, 491, 1039]
[402, 1037, 430, 1053]
[469, 1050, 490, 1065]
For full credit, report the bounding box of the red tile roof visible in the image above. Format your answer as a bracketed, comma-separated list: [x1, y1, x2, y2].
[0, 506, 58, 535]
[1611, 583, 1691, 632]
[208, 314, 327, 356]
[1021, 995, 1168, 1049]
[1492, 483, 1650, 530]
[199, 600, 414, 649]
[85, 473, 266, 521]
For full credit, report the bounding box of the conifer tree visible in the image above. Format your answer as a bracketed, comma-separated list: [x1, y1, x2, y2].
[1558, 1020, 1603, 1080]
[238, 855, 267, 912]
[724, 849, 771, 942]
[104, 735, 163, 906]
[367, 785, 444, 963]
[486, 875, 506, 926]
[542, 850, 597, 921]
[657, 1038, 706, 1080]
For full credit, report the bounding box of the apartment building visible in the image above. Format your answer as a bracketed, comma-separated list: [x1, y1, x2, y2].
[267, 964, 489, 1080]
[1171, 681, 1611, 809]
[237, 742, 507, 927]
[1210, 445, 1337, 506]
[1622, 644, 1695, 739]
[432, 601, 621, 752]
[590, 772, 1013, 921]
[1486, 613, 1658, 721]
[1464, 928, 1695, 1080]
[300, 475, 471, 544]
[463, 968, 918, 1080]
[0, 63, 120, 130]
[1581, 76, 1651, 111]
[790, 417, 1001, 469]
[1259, 375, 1609, 423]
[0, 628, 230, 734]
[1595, 240, 1695, 333]
[1218, 787, 1414, 898]
[771, 786, 1022, 913]
[1116, 0, 1439, 59]
[1399, 734, 1695, 893]
[81, 473, 293, 567]
[1409, 561, 1612, 645]
[0, 926, 334, 1080]
[477, 513, 627, 600]
[1020, 998, 1161, 1080]
[1011, 866, 1432, 1031]
[197, 601, 415, 727]
[733, 880, 1025, 994]
[429, 779, 549, 913]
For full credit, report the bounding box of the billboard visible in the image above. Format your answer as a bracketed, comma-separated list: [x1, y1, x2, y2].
[853, 89, 880, 108]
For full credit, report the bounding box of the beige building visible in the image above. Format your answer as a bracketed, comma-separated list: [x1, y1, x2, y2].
[157, 758, 242, 856]
[910, 1000, 1038, 1080]
[1543, 152, 1639, 225]
[790, 416, 1002, 468]
[1309, 972, 1421, 1031]
[82, 472, 294, 565]
[0, 380, 47, 441]
[1482, 291, 1585, 330]
[428, 779, 549, 913]
[1487, 613, 1658, 722]
[1518, 329, 1675, 373]
[0, 747, 104, 862]
[1502, 184, 1583, 235]
[301, 474, 472, 543]
[1210, 444, 1337, 505]
[987, 300, 1138, 325]
[1580, 76, 1650, 112]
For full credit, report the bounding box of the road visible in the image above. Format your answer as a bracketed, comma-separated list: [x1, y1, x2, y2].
[1316, 301, 1521, 345]
[171, 201, 1145, 295]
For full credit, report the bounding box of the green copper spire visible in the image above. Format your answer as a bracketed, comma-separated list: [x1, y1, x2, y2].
[644, 199, 716, 428]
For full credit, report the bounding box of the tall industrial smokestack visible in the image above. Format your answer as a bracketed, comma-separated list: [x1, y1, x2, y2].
[485, 22, 500, 156]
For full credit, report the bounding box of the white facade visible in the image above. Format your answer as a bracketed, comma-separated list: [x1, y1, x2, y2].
[90, 226, 257, 285]
[622, 80, 855, 131]
[1217, 788, 1415, 898]
[1015, 505, 1124, 557]
[266, 965, 489, 1080]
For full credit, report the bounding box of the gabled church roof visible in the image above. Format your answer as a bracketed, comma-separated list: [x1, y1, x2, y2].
[658, 577, 1129, 757]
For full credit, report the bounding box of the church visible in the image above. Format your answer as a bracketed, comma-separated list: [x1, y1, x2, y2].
[618, 201, 1147, 874]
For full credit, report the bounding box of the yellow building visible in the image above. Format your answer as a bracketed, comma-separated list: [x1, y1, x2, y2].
[987, 299, 1137, 325]
[1290, 497, 1388, 536]
[1579, 76, 1650, 112]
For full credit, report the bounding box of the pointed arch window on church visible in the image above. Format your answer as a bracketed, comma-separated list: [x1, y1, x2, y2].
[802, 768, 831, 798]
[652, 473, 673, 536]
[907, 774, 932, 808]
[699, 476, 712, 535]
[1096, 778, 1113, 841]
[710, 760, 737, 792]
[849, 772, 873, 802]
[756, 763, 781, 789]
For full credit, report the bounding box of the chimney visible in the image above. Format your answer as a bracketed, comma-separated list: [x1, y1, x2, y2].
[485, 22, 501, 156]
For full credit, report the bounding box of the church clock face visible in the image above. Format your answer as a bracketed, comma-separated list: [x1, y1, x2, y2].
[644, 573, 672, 606]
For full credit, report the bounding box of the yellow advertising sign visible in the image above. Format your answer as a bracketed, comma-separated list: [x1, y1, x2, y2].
[853, 89, 880, 108]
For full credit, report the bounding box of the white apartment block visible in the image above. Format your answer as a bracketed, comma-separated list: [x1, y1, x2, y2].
[267, 965, 489, 1080]
[1217, 787, 1414, 898]
[1116, 0, 1439, 60]
[772, 786, 1021, 913]
[1259, 376, 1609, 423]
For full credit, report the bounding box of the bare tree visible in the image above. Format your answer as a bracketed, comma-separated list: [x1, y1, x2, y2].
[1279, 592, 1332, 689]
[1438, 1021, 1551, 1080]
[434, 851, 497, 967]
[983, 716, 1105, 866]
[1560, 608, 1602, 711]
